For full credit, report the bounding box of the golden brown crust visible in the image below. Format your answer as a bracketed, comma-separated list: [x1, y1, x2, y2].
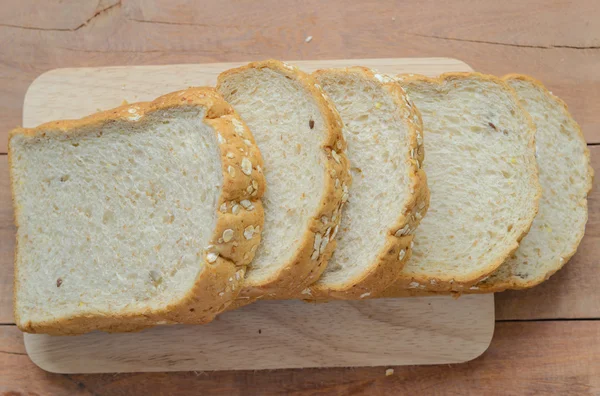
[385, 72, 542, 293]
[216, 60, 352, 304]
[299, 67, 430, 301]
[9, 87, 265, 335]
[463, 74, 594, 293]
[206, 112, 266, 268]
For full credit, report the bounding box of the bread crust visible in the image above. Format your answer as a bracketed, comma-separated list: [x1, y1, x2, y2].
[385, 72, 542, 293]
[9, 87, 265, 335]
[464, 74, 594, 293]
[298, 67, 429, 301]
[217, 60, 352, 304]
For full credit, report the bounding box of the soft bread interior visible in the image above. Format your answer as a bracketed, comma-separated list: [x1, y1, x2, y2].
[11, 108, 222, 323]
[218, 67, 327, 284]
[477, 78, 592, 288]
[400, 76, 539, 282]
[315, 71, 412, 286]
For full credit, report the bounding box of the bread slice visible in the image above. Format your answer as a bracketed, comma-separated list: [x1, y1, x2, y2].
[385, 73, 541, 293]
[467, 75, 594, 292]
[9, 87, 265, 335]
[300, 67, 428, 300]
[216, 60, 351, 302]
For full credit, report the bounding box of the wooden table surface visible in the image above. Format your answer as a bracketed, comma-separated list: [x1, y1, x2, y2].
[0, 0, 598, 394]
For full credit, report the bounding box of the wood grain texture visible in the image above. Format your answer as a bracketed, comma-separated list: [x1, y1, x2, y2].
[24, 296, 494, 373]
[2, 321, 599, 395]
[21, 58, 470, 127]
[0, 0, 599, 153]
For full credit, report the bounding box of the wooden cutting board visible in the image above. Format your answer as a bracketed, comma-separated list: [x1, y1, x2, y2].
[22, 58, 495, 374]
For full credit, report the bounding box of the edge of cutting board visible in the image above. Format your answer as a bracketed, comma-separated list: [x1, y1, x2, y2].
[23, 57, 472, 128]
[20, 58, 493, 374]
[24, 295, 495, 374]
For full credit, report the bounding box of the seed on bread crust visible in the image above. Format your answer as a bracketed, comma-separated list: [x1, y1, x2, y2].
[319, 235, 329, 254]
[241, 157, 252, 175]
[222, 229, 234, 242]
[240, 200, 254, 210]
[395, 224, 409, 237]
[331, 150, 341, 164]
[313, 233, 322, 251]
[231, 118, 245, 136]
[331, 224, 339, 240]
[399, 249, 406, 260]
[243, 226, 255, 240]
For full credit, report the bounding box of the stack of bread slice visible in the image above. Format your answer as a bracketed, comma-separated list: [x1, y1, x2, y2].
[385, 73, 542, 294]
[216, 61, 351, 306]
[9, 60, 592, 335]
[382, 73, 593, 297]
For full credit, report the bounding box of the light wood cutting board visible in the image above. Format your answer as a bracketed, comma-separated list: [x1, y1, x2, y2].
[22, 58, 495, 374]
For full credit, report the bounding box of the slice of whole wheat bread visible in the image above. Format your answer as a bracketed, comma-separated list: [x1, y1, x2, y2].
[299, 67, 428, 300]
[9, 87, 265, 335]
[385, 73, 541, 293]
[217, 60, 351, 303]
[467, 75, 594, 292]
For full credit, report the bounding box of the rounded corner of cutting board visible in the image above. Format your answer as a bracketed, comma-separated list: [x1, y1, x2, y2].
[24, 68, 69, 104]
[455, 293, 496, 364]
[23, 333, 66, 374]
[438, 57, 473, 71]
[455, 327, 495, 364]
[23, 67, 80, 128]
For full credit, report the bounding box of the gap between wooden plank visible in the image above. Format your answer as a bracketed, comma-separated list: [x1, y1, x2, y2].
[497, 317, 600, 322]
